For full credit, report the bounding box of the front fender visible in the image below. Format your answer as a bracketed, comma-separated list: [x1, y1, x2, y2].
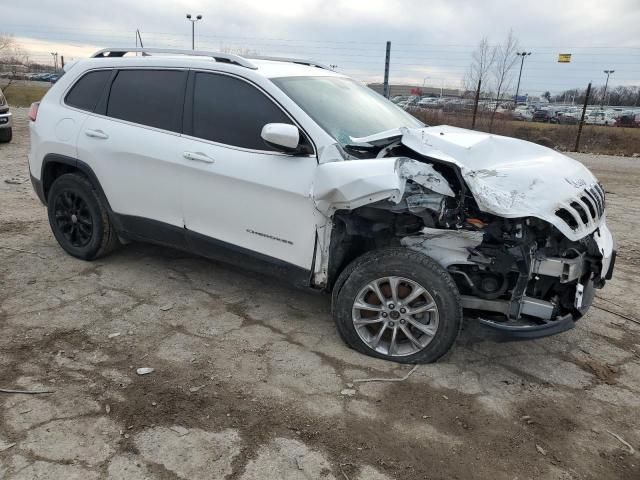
[312, 157, 454, 215]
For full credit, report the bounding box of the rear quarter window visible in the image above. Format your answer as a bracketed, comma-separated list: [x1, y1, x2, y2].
[106, 69, 187, 133]
[65, 70, 111, 112]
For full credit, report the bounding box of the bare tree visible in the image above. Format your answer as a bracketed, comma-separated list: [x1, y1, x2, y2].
[464, 37, 495, 93]
[0, 34, 28, 91]
[489, 30, 519, 131]
[0, 33, 16, 54]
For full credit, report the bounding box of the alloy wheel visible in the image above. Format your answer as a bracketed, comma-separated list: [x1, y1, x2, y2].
[53, 190, 94, 247]
[352, 276, 439, 357]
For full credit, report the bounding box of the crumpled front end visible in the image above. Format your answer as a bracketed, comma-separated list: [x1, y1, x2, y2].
[402, 217, 615, 336]
[312, 127, 615, 336]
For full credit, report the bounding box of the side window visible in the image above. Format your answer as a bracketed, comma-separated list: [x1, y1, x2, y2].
[107, 70, 187, 133]
[65, 70, 111, 112]
[191, 72, 292, 150]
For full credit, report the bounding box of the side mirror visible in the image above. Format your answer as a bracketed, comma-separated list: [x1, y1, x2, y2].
[261, 123, 309, 154]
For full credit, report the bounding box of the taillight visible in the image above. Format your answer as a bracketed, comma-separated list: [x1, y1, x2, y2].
[28, 102, 40, 122]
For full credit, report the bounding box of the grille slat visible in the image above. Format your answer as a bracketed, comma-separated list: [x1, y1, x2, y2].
[555, 184, 604, 233]
[581, 195, 597, 218]
[588, 187, 603, 216]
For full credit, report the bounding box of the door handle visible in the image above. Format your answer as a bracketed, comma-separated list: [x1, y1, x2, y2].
[183, 151, 214, 163]
[84, 129, 109, 139]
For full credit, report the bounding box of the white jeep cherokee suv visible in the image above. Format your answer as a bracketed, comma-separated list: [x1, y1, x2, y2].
[28, 48, 615, 363]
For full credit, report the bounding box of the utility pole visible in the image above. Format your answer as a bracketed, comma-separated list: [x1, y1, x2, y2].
[575, 82, 591, 152]
[186, 14, 203, 50]
[601, 70, 614, 108]
[514, 52, 531, 105]
[383, 41, 391, 99]
[471, 78, 481, 130]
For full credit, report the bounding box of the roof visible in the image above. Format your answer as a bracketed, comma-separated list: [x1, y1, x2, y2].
[84, 48, 345, 79]
[250, 59, 343, 78]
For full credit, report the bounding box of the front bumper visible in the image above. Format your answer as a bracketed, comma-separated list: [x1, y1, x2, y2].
[0, 111, 12, 129]
[469, 219, 616, 338]
[593, 219, 615, 282]
[479, 313, 577, 338]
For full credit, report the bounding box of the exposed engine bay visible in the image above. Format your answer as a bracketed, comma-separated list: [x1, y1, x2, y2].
[312, 126, 616, 335]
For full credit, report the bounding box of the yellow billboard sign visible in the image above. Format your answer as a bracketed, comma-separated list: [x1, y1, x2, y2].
[558, 53, 572, 63]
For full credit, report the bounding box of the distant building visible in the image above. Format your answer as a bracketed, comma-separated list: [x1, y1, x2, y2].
[368, 83, 462, 98]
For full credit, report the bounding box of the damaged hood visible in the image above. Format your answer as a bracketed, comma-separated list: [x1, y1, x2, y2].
[352, 126, 602, 240]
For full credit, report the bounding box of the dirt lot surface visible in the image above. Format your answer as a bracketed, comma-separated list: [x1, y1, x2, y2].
[1, 108, 639, 479]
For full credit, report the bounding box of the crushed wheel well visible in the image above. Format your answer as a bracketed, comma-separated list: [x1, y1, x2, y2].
[326, 206, 424, 291]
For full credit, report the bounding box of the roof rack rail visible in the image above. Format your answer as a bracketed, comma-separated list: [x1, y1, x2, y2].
[246, 55, 332, 71]
[91, 48, 258, 70]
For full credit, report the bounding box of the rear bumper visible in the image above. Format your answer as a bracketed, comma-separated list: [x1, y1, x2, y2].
[30, 173, 46, 205]
[0, 111, 11, 129]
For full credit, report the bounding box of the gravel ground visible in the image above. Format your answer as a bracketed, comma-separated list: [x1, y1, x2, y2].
[1, 107, 639, 480]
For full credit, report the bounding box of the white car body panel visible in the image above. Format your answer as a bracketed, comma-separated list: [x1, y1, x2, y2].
[76, 114, 185, 228]
[28, 100, 87, 177]
[177, 134, 319, 269]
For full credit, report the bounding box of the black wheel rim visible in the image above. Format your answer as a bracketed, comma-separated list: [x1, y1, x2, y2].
[53, 190, 93, 247]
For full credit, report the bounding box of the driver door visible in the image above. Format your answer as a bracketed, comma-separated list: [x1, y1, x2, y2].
[178, 71, 319, 274]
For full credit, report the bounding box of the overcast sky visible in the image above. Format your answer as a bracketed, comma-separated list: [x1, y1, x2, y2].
[3, 0, 640, 94]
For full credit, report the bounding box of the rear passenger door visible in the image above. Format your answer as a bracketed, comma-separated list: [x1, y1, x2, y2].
[178, 71, 319, 272]
[76, 69, 188, 236]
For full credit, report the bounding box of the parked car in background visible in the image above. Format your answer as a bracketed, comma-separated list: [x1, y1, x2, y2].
[586, 111, 616, 126]
[532, 109, 553, 123]
[615, 113, 640, 128]
[555, 112, 580, 125]
[0, 87, 12, 142]
[398, 96, 420, 110]
[417, 97, 439, 108]
[391, 95, 409, 104]
[33, 73, 56, 82]
[512, 107, 533, 121]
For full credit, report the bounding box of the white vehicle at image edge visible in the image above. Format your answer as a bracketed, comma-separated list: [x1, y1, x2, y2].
[0, 86, 12, 142]
[27, 48, 616, 363]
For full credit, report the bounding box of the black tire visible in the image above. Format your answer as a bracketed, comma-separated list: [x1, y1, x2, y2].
[0, 128, 12, 143]
[47, 173, 119, 260]
[332, 248, 462, 364]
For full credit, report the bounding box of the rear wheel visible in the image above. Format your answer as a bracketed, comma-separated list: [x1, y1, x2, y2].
[47, 173, 119, 260]
[332, 248, 462, 364]
[0, 128, 12, 143]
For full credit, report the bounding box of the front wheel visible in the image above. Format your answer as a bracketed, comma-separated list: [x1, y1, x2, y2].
[332, 248, 462, 364]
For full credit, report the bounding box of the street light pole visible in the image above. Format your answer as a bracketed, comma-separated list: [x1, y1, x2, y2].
[602, 70, 614, 108]
[514, 52, 531, 105]
[50, 52, 58, 71]
[186, 14, 203, 50]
